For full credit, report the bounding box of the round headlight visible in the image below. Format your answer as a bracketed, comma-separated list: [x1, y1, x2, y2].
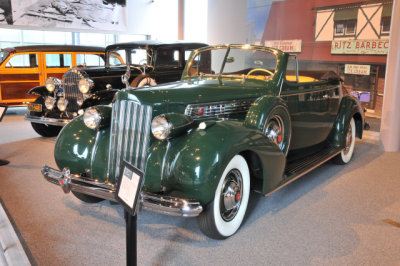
[57, 98, 68, 112]
[45, 96, 55, 110]
[45, 77, 61, 92]
[78, 78, 93, 94]
[151, 115, 172, 140]
[83, 107, 101, 130]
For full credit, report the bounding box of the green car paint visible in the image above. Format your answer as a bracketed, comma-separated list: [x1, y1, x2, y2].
[53, 44, 364, 208]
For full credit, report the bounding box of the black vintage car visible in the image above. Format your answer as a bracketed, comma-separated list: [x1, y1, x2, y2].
[25, 41, 207, 137]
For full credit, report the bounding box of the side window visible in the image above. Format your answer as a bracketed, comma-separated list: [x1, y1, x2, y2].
[45, 53, 72, 68]
[286, 55, 298, 82]
[76, 54, 105, 67]
[157, 48, 180, 67]
[6, 53, 38, 68]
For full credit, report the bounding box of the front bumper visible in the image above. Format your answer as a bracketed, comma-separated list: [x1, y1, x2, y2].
[41, 165, 203, 217]
[25, 114, 71, 126]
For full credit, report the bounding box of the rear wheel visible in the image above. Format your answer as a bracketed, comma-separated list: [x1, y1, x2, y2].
[71, 191, 104, 203]
[197, 155, 250, 239]
[332, 117, 356, 165]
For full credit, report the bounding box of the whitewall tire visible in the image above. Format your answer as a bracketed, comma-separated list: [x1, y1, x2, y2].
[332, 117, 356, 164]
[197, 155, 250, 239]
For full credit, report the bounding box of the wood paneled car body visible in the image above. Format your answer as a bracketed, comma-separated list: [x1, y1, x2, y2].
[0, 45, 106, 106]
[42, 44, 364, 239]
[24, 41, 206, 137]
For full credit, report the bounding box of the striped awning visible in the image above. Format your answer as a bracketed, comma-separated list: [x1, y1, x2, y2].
[334, 8, 358, 21]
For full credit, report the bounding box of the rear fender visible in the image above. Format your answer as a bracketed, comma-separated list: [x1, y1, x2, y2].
[328, 95, 364, 148]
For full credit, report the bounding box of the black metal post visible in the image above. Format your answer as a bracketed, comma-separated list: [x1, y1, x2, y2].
[0, 159, 9, 166]
[125, 210, 137, 266]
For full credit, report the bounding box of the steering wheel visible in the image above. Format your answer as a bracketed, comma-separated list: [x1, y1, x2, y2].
[246, 68, 273, 78]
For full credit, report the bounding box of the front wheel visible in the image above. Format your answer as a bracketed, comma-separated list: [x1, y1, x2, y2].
[31, 122, 62, 137]
[197, 155, 250, 239]
[332, 117, 356, 164]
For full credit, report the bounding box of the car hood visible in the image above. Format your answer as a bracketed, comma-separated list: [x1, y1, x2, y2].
[114, 78, 278, 115]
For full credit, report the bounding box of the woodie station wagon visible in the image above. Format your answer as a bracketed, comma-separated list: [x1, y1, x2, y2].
[0, 45, 105, 106]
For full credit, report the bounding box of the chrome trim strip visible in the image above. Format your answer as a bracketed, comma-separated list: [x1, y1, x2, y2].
[41, 165, 203, 217]
[281, 86, 339, 97]
[24, 114, 70, 126]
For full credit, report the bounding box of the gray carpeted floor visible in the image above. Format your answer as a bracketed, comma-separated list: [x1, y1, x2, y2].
[0, 110, 399, 265]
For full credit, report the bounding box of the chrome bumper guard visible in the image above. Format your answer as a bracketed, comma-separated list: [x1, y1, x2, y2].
[41, 165, 203, 217]
[24, 114, 71, 126]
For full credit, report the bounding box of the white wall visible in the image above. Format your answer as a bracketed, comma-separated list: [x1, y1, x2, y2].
[126, 0, 178, 40]
[206, 0, 247, 45]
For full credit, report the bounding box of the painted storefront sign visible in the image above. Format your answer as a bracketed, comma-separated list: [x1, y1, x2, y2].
[331, 40, 389, 55]
[265, 40, 302, 53]
[345, 64, 371, 75]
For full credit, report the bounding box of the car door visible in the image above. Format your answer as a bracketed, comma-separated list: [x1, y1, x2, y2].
[281, 55, 335, 150]
[0, 52, 42, 105]
[43, 52, 73, 81]
[153, 48, 183, 83]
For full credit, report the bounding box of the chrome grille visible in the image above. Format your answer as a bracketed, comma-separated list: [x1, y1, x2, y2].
[61, 68, 85, 112]
[185, 99, 256, 119]
[108, 100, 152, 183]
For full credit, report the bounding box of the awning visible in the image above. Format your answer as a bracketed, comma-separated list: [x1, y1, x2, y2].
[381, 4, 393, 17]
[334, 8, 358, 21]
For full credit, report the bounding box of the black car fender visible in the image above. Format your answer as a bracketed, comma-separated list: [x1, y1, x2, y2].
[81, 89, 119, 109]
[27, 86, 48, 97]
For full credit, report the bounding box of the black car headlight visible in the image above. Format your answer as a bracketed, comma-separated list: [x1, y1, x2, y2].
[151, 113, 194, 140]
[83, 106, 111, 130]
[45, 77, 61, 92]
[78, 78, 93, 94]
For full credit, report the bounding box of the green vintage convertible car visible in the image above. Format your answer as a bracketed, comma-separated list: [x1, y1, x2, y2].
[42, 44, 364, 239]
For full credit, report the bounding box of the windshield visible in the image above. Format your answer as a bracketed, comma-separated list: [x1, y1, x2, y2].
[107, 48, 154, 67]
[0, 50, 10, 65]
[186, 46, 278, 81]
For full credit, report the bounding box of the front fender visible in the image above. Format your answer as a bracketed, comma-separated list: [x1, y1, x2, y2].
[328, 95, 364, 148]
[244, 95, 288, 131]
[145, 120, 285, 205]
[54, 106, 112, 182]
[28, 86, 48, 97]
[81, 89, 119, 109]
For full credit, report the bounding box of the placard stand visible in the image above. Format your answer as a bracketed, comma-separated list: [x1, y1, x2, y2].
[0, 105, 9, 166]
[116, 162, 144, 266]
[125, 211, 137, 266]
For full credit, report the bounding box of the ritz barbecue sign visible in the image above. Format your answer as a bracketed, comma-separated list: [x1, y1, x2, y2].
[331, 39, 389, 55]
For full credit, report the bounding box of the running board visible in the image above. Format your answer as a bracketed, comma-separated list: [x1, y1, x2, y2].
[264, 146, 342, 196]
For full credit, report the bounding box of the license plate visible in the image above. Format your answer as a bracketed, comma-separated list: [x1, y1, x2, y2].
[27, 104, 42, 112]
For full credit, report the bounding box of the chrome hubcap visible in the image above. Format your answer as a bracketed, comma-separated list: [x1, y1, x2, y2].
[220, 169, 243, 222]
[265, 115, 284, 150]
[344, 123, 353, 155]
